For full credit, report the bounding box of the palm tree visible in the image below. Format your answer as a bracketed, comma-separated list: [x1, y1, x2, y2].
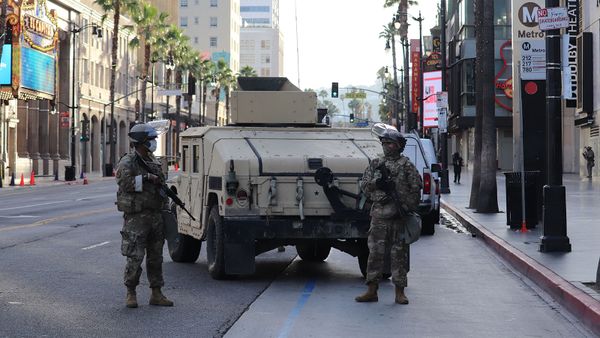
[222, 70, 235, 124]
[212, 59, 230, 126]
[237, 65, 257, 77]
[95, 0, 137, 167]
[476, 0, 498, 213]
[129, 1, 169, 122]
[199, 59, 215, 126]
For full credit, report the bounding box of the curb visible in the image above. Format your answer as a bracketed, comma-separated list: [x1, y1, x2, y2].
[442, 201, 600, 337]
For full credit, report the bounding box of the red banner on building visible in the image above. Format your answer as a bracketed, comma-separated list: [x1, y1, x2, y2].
[411, 51, 421, 115]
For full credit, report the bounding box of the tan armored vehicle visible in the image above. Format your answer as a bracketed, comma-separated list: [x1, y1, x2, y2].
[165, 77, 432, 279]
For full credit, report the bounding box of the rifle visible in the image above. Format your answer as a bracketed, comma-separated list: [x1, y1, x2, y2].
[135, 154, 196, 221]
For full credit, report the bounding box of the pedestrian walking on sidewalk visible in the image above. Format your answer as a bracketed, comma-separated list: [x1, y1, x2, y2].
[582, 146, 595, 178]
[115, 123, 173, 309]
[355, 130, 422, 305]
[452, 152, 464, 184]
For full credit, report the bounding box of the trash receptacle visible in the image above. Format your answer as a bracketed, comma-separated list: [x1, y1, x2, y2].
[104, 163, 114, 177]
[65, 166, 76, 181]
[504, 171, 540, 229]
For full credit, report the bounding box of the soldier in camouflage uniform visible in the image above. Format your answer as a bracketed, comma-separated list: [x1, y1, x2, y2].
[355, 130, 422, 304]
[116, 123, 173, 308]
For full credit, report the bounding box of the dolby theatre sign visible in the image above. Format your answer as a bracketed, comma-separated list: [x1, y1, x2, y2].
[21, 0, 58, 52]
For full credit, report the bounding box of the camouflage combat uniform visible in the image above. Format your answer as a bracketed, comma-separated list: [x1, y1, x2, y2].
[360, 152, 422, 287]
[116, 151, 167, 289]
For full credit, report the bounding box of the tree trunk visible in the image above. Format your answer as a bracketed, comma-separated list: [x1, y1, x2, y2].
[225, 86, 230, 125]
[469, 0, 484, 209]
[202, 83, 207, 125]
[198, 80, 203, 126]
[108, 0, 120, 166]
[140, 42, 151, 122]
[214, 86, 220, 126]
[476, 0, 499, 213]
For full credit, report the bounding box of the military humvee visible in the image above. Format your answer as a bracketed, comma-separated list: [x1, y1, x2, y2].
[165, 77, 429, 279]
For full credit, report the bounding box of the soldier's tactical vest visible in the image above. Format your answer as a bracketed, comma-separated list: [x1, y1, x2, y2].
[370, 156, 411, 219]
[116, 153, 166, 213]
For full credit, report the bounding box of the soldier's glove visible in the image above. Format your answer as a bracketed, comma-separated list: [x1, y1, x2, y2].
[375, 177, 394, 191]
[144, 173, 161, 185]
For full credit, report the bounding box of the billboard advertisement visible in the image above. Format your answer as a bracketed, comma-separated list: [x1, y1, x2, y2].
[423, 71, 442, 128]
[21, 47, 55, 95]
[0, 45, 12, 85]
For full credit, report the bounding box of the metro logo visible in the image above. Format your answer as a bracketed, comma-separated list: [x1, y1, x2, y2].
[519, 2, 541, 27]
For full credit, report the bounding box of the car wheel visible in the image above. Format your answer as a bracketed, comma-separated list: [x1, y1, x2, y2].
[296, 241, 331, 262]
[207, 206, 227, 280]
[164, 204, 201, 263]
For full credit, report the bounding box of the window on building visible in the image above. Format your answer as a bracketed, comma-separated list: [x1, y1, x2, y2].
[180, 0, 188, 7]
[82, 18, 89, 44]
[461, 59, 475, 106]
[210, 17, 217, 27]
[240, 6, 270, 12]
[194, 36, 199, 44]
[261, 54, 270, 64]
[260, 40, 270, 49]
[210, 0, 217, 7]
[210, 37, 217, 47]
[194, 0, 199, 4]
[194, 17, 199, 24]
[260, 68, 270, 76]
[180, 16, 188, 27]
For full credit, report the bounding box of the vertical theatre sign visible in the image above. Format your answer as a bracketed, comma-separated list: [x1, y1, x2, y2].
[410, 39, 420, 116]
[18, 0, 58, 99]
[562, 0, 578, 106]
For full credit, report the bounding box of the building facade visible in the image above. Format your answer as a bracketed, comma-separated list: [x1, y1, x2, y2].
[179, 0, 241, 126]
[445, 0, 514, 170]
[0, 0, 168, 184]
[239, 0, 284, 77]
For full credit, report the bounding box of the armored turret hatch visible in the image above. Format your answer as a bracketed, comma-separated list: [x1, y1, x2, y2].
[230, 77, 318, 125]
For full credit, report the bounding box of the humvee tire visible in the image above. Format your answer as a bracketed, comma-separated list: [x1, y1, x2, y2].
[421, 213, 436, 235]
[206, 206, 227, 279]
[164, 205, 201, 263]
[296, 241, 331, 262]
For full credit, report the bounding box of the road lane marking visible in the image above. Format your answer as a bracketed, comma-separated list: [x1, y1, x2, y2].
[0, 194, 115, 211]
[0, 207, 115, 232]
[82, 241, 110, 250]
[277, 279, 316, 338]
[0, 215, 38, 218]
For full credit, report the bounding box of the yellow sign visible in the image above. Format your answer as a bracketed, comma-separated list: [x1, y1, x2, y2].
[345, 92, 366, 99]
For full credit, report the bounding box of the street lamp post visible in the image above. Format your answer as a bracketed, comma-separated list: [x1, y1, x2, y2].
[413, 11, 424, 136]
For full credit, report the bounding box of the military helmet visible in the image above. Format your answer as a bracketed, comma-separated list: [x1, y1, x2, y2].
[128, 123, 158, 144]
[379, 129, 405, 144]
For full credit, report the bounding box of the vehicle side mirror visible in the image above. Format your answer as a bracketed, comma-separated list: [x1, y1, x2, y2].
[430, 163, 442, 173]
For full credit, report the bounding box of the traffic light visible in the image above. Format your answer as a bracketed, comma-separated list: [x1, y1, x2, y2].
[331, 82, 339, 98]
[349, 113, 355, 123]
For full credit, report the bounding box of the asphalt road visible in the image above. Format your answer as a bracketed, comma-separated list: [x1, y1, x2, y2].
[0, 180, 595, 337]
[0, 179, 295, 338]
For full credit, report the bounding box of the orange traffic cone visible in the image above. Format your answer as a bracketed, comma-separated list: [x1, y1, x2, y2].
[520, 220, 527, 233]
[30, 171, 35, 186]
[174, 162, 179, 171]
[19, 173, 24, 186]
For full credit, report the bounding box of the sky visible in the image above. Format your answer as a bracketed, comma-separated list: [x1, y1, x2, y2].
[278, 0, 438, 91]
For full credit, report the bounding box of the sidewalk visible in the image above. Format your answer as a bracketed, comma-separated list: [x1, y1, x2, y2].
[0, 171, 114, 191]
[441, 170, 600, 336]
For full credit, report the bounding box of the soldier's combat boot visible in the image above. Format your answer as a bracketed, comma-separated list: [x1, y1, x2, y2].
[126, 287, 138, 308]
[355, 282, 378, 302]
[149, 287, 174, 306]
[395, 286, 409, 304]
